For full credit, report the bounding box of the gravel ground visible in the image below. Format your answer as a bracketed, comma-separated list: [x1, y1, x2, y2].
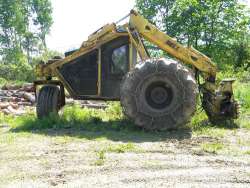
[0, 126, 250, 188]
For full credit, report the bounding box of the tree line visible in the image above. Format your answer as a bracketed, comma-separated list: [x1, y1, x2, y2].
[136, 0, 250, 69]
[0, 0, 53, 81]
[0, 0, 249, 82]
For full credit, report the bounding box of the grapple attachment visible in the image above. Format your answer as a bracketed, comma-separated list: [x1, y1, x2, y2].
[202, 79, 240, 123]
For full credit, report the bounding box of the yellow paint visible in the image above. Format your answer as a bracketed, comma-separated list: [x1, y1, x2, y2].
[98, 48, 102, 96]
[129, 10, 217, 77]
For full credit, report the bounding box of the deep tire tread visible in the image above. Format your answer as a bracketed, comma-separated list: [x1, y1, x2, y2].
[120, 58, 198, 131]
[36, 85, 60, 119]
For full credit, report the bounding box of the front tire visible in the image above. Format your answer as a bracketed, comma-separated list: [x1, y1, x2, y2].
[120, 58, 198, 131]
[37, 85, 60, 119]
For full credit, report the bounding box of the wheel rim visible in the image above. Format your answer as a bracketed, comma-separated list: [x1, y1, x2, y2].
[145, 81, 173, 110]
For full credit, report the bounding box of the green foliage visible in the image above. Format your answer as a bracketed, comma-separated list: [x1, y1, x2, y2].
[0, 133, 15, 145]
[31, 50, 63, 67]
[136, 0, 250, 68]
[201, 142, 224, 154]
[105, 102, 124, 120]
[0, 79, 27, 88]
[0, 78, 7, 86]
[0, 49, 61, 82]
[106, 143, 136, 153]
[7, 103, 136, 133]
[0, 0, 53, 66]
[244, 150, 250, 155]
[234, 82, 250, 110]
[94, 143, 137, 166]
[95, 150, 106, 166]
[189, 111, 229, 138]
[233, 35, 250, 69]
[0, 61, 34, 82]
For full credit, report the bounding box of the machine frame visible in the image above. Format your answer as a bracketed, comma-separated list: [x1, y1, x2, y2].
[34, 10, 239, 122]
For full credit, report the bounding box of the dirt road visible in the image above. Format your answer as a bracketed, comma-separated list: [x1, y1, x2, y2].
[0, 125, 249, 188]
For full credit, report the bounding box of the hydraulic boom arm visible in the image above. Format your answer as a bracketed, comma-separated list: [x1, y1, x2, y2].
[128, 10, 217, 80]
[127, 10, 239, 122]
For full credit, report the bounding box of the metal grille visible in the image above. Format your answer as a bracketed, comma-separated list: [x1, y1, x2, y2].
[59, 50, 98, 96]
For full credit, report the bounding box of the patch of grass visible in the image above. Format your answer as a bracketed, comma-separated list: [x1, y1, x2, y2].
[235, 109, 250, 129]
[237, 138, 250, 147]
[53, 135, 76, 144]
[3, 104, 167, 142]
[189, 112, 228, 138]
[0, 113, 14, 125]
[0, 131, 42, 146]
[0, 133, 15, 144]
[6, 103, 136, 132]
[190, 111, 208, 127]
[0, 78, 27, 87]
[94, 150, 106, 166]
[106, 143, 137, 153]
[105, 102, 124, 120]
[233, 81, 250, 128]
[196, 127, 226, 138]
[201, 142, 225, 154]
[244, 150, 250, 155]
[93, 143, 140, 166]
[234, 82, 250, 111]
[0, 77, 7, 86]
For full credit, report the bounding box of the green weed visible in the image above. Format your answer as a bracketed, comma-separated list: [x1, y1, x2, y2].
[0, 134, 15, 144]
[244, 150, 250, 155]
[0, 77, 7, 86]
[189, 112, 228, 138]
[234, 82, 250, 110]
[94, 150, 106, 166]
[201, 142, 225, 154]
[0, 78, 27, 87]
[106, 143, 136, 153]
[94, 143, 139, 165]
[2, 103, 145, 143]
[238, 117, 250, 129]
[105, 102, 124, 119]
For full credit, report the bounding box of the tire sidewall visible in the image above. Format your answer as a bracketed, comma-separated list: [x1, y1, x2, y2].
[135, 72, 183, 117]
[120, 58, 198, 130]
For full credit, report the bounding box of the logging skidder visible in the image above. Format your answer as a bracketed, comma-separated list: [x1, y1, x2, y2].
[34, 10, 240, 130]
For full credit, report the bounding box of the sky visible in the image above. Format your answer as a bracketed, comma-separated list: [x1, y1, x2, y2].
[47, 0, 136, 53]
[47, 0, 250, 53]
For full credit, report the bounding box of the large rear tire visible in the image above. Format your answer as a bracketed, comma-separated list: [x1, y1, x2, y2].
[37, 85, 60, 119]
[120, 58, 198, 131]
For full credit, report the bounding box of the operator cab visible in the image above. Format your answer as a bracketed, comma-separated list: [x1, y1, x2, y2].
[59, 36, 136, 100]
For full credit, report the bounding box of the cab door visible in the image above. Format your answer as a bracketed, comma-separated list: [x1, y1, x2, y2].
[101, 36, 129, 99]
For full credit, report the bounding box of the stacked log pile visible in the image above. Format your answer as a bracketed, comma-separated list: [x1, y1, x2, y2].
[78, 100, 107, 109]
[0, 83, 108, 116]
[0, 83, 35, 115]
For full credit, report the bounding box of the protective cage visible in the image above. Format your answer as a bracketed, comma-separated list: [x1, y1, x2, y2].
[57, 36, 136, 100]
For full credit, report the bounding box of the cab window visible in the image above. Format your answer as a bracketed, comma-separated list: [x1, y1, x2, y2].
[111, 45, 128, 74]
